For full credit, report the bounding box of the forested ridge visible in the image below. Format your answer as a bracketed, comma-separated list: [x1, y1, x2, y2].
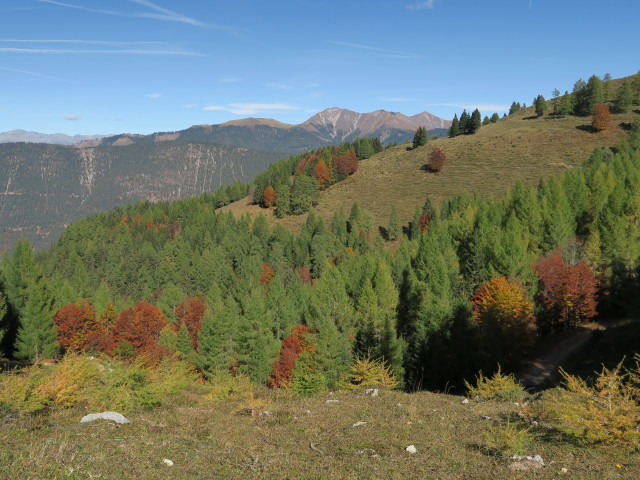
[1, 109, 639, 392]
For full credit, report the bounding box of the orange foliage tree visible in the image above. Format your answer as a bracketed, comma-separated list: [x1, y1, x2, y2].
[175, 297, 206, 350]
[591, 103, 611, 132]
[260, 262, 275, 286]
[535, 254, 598, 330]
[472, 276, 537, 363]
[262, 185, 277, 207]
[268, 324, 314, 388]
[314, 158, 331, 189]
[112, 301, 167, 355]
[53, 300, 98, 351]
[418, 212, 430, 233]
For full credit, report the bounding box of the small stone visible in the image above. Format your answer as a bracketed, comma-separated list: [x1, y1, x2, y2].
[461, 398, 469, 404]
[259, 410, 272, 416]
[352, 421, 367, 427]
[80, 412, 130, 424]
[305, 410, 311, 414]
[560, 467, 568, 473]
[481, 415, 491, 420]
[163, 459, 174, 467]
[325, 399, 340, 404]
[405, 445, 417, 453]
[365, 388, 379, 397]
[531, 420, 539, 426]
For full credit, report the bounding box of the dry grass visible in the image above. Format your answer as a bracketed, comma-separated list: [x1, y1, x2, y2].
[2, 388, 638, 479]
[220, 108, 637, 235]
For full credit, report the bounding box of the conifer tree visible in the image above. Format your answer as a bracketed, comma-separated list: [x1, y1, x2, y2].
[585, 74, 605, 113]
[592, 103, 612, 132]
[534, 95, 548, 117]
[15, 276, 57, 360]
[482, 115, 490, 126]
[614, 81, 633, 113]
[490, 113, 500, 123]
[558, 90, 573, 115]
[467, 109, 481, 134]
[551, 88, 561, 114]
[413, 126, 428, 148]
[458, 110, 470, 134]
[387, 205, 401, 241]
[448, 114, 460, 137]
[274, 183, 290, 218]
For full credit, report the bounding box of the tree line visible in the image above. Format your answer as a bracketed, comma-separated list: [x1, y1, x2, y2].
[1, 113, 639, 392]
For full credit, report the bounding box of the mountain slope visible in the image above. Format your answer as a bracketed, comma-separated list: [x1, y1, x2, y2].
[0, 129, 107, 145]
[93, 108, 451, 154]
[0, 141, 281, 251]
[221, 106, 639, 233]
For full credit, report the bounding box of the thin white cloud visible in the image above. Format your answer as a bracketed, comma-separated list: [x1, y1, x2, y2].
[406, 0, 437, 10]
[146, 93, 161, 98]
[204, 103, 300, 115]
[0, 47, 202, 56]
[266, 82, 292, 90]
[0, 66, 66, 81]
[36, 0, 208, 28]
[184, 103, 199, 108]
[1, 39, 167, 46]
[329, 40, 420, 59]
[64, 114, 80, 121]
[426, 103, 510, 111]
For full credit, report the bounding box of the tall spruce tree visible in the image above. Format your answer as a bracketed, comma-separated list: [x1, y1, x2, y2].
[14, 276, 57, 360]
[448, 114, 460, 137]
[387, 205, 401, 241]
[468, 109, 482, 134]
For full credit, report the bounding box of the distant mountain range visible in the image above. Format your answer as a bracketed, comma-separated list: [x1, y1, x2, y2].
[0, 130, 107, 145]
[0, 108, 450, 251]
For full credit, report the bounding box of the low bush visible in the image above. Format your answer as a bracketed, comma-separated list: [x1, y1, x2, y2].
[465, 366, 527, 402]
[541, 359, 640, 446]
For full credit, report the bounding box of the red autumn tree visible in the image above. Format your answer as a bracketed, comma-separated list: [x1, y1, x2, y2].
[335, 150, 359, 175]
[260, 262, 275, 286]
[428, 147, 446, 173]
[53, 300, 98, 351]
[534, 254, 598, 330]
[175, 297, 206, 350]
[298, 266, 312, 284]
[268, 324, 314, 388]
[314, 158, 331, 189]
[418, 212, 430, 233]
[262, 185, 277, 207]
[112, 301, 167, 354]
[591, 103, 611, 132]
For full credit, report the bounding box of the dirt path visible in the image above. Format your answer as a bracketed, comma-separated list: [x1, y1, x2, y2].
[517, 319, 634, 387]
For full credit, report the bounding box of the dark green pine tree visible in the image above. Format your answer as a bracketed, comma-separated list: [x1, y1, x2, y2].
[585, 74, 605, 113]
[534, 95, 548, 117]
[14, 276, 57, 361]
[448, 114, 460, 137]
[458, 110, 470, 134]
[490, 113, 500, 123]
[509, 102, 521, 115]
[387, 205, 401, 241]
[482, 115, 490, 126]
[558, 90, 573, 115]
[274, 183, 291, 218]
[614, 81, 633, 113]
[468, 109, 482, 134]
[413, 126, 426, 148]
[378, 317, 405, 384]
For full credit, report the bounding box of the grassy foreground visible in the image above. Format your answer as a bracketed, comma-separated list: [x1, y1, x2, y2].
[1, 383, 638, 479]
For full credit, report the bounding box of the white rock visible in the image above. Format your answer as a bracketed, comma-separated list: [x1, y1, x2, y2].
[481, 415, 491, 420]
[405, 445, 417, 453]
[352, 421, 367, 427]
[461, 398, 469, 404]
[365, 388, 379, 397]
[80, 412, 130, 424]
[560, 467, 568, 473]
[325, 399, 340, 404]
[163, 459, 174, 467]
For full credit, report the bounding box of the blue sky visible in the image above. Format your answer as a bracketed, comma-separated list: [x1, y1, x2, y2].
[1, 0, 638, 135]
